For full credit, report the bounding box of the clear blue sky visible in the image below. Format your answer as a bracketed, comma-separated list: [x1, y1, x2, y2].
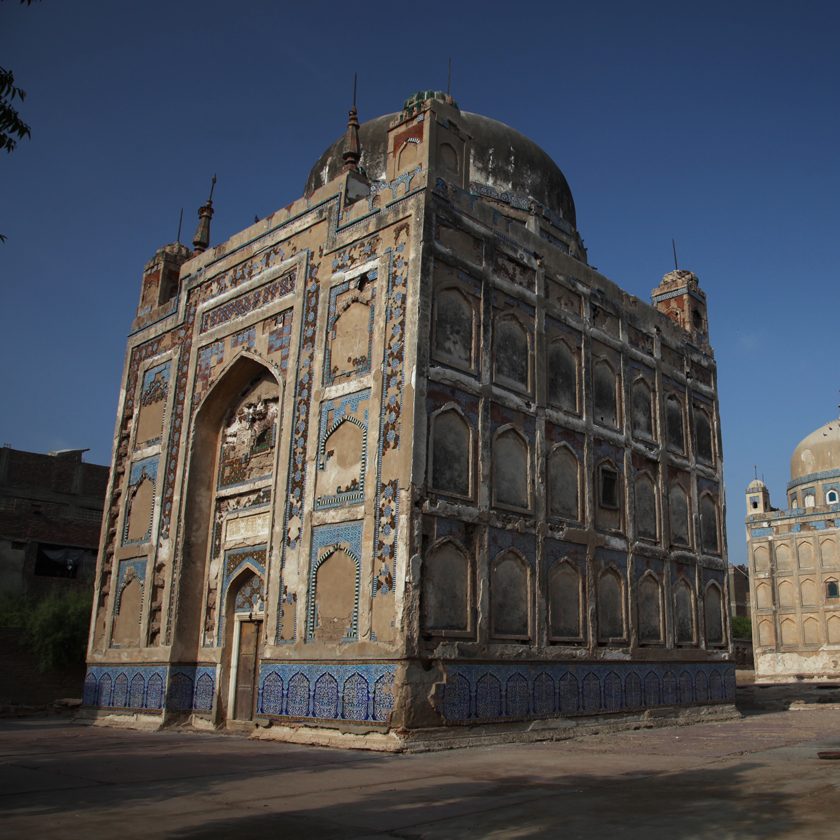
[2, 1, 838, 567]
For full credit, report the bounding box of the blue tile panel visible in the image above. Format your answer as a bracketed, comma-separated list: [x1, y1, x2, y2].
[257, 662, 395, 723]
[83, 665, 218, 714]
[438, 661, 736, 723]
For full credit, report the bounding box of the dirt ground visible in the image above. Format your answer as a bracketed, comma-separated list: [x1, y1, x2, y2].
[2, 686, 840, 839]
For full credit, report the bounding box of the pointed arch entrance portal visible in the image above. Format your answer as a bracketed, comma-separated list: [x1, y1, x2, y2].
[175, 353, 281, 724]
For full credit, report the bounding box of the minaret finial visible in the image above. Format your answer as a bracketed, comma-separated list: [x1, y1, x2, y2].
[176, 207, 183, 244]
[192, 174, 216, 254]
[447, 57, 452, 96]
[342, 73, 361, 173]
[672, 238, 679, 271]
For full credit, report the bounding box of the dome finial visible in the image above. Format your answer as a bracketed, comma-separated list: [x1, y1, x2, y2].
[342, 73, 361, 173]
[192, 174, 216, 254]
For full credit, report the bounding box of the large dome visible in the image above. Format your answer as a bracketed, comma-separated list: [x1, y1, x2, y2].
[791, 419, 840, 481]
[305, 104, 577, 228]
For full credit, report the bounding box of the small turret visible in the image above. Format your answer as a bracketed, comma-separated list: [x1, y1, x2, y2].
[652, 269, 709, 346]
[746, 478, 771, 515]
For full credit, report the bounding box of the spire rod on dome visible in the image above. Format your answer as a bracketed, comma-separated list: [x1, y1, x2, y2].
[447, 57, 452, 97]
[192, 174, 216, 254]
[672, 238, 679, 271]
[342, 73, 361, 173]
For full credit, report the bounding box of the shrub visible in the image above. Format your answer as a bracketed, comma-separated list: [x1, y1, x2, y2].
[22, 590, 92, 672]
[731, 614, 752, 640]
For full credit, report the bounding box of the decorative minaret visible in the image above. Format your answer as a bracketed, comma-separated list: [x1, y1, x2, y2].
[652, 268, 709, 346]
[341, 75, 370, 207]
[342, 77, 361, 173]
[192, 175, 216, 254]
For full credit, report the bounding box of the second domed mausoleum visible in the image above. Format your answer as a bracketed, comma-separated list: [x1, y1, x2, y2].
[747, 415, 840, 680]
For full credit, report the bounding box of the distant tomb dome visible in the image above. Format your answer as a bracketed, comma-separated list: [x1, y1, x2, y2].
[305, 96, 578, 228]
[791, 420, 840, 480]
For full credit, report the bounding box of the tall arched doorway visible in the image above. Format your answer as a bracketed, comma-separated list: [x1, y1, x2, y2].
[174, 354, 281, 724]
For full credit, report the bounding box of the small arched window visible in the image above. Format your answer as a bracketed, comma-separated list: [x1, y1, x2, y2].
[826, 580, 840, 600]
[599, 462, 620, 509]
[827, 489, 839, 505]
[805, 494, 816, 508]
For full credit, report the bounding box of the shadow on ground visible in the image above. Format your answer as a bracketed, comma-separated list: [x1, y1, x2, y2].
[160, 761, 803, 839]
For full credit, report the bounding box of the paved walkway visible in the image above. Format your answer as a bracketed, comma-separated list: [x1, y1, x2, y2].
[2, 707, 840, 838]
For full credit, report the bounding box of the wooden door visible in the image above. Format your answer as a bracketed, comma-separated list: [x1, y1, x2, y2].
[233, 620, 260, 721]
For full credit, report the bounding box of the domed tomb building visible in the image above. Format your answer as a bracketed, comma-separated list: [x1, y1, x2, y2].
[84, 91, 733, 747]
[747, 419, 840, 680]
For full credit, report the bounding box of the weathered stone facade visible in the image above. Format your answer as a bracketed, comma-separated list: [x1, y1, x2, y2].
[85, 91, 733, 747]
[746, 420, 840, 680]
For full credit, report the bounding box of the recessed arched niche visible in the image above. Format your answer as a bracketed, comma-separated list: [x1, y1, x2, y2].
[112, 572, 143, 647]
[492, 428, 529, 511]
[329, 301, 372, 381]
[438, 141, 459, 174]
[700, 494, 720, 554]
[803, 616, 821, 645]
[777, 579, 795, 608]
[780, 618, 798, 647]
[634, 473, 658, 541]
[432, 287, 475, 370]
[631, 378, 654, 439]
[313, 548, 358, 643]
[493, 315, 531, 392]
[758, 619, 775, 646]
[490, 551, 530, 640]
[755, 581, 772, 609]
[753, 545, 770, 571]
[597, 569, 624, 642]
[668, 484, 690, 547]
[775, 543, 793, 571]
[429, 407, 471, 498]
[421, 541, 470, 635]
[547, 445, 579, 521]
[674, 578, 695, 644]
[593, 359, 618, 428]
[547, 340, 578, 413]
[316, 418, 365, 506]
[704, 583, 723, 645]
[665, 394, 685, 453]
[547, 561, 582, 641]
[637, 573, 663, 644]
[694, 407, 714, 463]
